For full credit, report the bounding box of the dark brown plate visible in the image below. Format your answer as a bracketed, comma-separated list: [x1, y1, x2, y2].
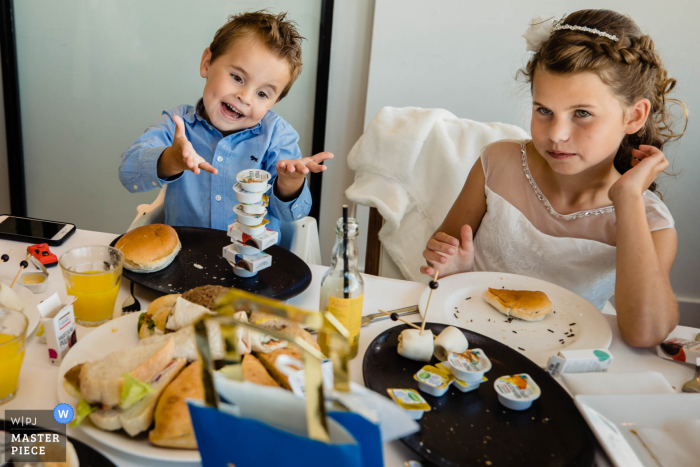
[363, 323, 595, 467]
[110, 226, 311, 300]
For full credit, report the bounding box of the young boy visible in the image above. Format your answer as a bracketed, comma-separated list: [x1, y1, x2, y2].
[119, 11, 332, 237]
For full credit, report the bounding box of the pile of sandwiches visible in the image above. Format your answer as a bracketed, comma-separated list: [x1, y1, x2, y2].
[63, 285, 320, 450]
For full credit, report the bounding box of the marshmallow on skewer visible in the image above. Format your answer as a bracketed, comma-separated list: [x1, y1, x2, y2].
[398, 328, 434, 362]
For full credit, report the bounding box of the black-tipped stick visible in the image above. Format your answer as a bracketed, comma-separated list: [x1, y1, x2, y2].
[342, 205, 349, 299]
[419, 270, 440, 335]
[10, 253, 31, 288]
[378, 309, 437, 339]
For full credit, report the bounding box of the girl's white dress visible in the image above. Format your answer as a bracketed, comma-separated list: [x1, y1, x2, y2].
[473, 140, 674, 310]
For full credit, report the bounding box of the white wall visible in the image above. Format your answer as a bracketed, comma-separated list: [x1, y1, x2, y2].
[319, 0, 376, 265]
[360, 0, 700, 303]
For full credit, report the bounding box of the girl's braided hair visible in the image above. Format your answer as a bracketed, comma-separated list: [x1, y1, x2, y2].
[520, 9, 687, 192]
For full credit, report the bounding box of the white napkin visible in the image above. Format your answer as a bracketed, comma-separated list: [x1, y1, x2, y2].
[636, 420, 700, 467]
[562, 371, 674, 396]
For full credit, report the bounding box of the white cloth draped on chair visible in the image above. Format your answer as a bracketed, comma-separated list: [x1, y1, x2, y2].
[346, 107, 529, 282]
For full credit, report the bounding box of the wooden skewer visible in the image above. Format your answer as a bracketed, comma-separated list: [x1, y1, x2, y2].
[377, 309, 437, 339]
[420, 270, 440, 335]
[10, 253, 31, 288]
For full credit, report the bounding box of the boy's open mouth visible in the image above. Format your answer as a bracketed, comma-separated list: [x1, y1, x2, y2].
[221, 102, 244, 120]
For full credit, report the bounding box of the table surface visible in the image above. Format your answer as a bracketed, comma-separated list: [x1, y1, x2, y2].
[1, 229, 698, 467]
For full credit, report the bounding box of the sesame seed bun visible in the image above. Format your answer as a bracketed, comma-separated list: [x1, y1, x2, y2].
[116, 224, 181, 273]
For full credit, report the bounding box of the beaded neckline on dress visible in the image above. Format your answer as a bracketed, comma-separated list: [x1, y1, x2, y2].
[520, 140, 615, 220]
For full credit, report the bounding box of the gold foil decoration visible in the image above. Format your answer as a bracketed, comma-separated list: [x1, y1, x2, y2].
[192, 289, 351, 443]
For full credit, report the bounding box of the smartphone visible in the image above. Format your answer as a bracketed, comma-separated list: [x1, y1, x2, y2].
[0, 215, 76, 246]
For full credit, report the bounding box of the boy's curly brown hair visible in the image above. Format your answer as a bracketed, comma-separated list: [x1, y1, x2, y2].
[209, 10, 305, 101]
[520, 9, 687, 192]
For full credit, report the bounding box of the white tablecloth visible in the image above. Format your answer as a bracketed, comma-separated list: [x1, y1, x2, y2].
[1, 229, 698, 467]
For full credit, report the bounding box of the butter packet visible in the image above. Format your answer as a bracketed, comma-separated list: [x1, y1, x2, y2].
[413, 365, 454, 397]
[387, 389, 430, 420]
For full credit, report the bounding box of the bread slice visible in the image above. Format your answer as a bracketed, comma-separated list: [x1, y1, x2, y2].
[242, 354, 280, 388]
[483, 288, 553, 321]
[149, 361, 203, 449]
[79, 340, 175, 408]
[255, 347, 303, 390]
[89, 357, 186, 436]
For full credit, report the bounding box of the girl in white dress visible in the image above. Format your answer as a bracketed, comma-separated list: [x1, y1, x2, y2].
[421, 9, 687, 347]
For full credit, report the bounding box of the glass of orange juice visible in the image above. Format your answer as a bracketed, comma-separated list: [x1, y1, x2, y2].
[59, 246, 125, 327]
[0, 308, 28, 404]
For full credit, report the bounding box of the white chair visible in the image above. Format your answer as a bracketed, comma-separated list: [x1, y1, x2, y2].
[128, 186, 322, 265]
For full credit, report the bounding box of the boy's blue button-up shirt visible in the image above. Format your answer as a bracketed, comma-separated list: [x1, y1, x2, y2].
[118, 102, 311, 238]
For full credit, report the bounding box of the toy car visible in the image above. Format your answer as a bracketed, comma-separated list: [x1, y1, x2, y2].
[28, 243, 58, 268]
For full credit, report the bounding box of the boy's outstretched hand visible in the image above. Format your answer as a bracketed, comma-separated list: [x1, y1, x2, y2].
[275, 152, 334, 199]
[157, 115, 218, 178]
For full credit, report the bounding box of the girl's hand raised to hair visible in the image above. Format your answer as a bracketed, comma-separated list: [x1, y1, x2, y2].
[609, 145, 669, 202]
[420, 224, 475, 278]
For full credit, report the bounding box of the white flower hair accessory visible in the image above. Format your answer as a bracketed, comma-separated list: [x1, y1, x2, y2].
[521, 15, 556, 52]
[522, 14, 620, 53]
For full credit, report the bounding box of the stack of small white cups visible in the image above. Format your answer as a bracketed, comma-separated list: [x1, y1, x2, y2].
[225, 169, 275, 277]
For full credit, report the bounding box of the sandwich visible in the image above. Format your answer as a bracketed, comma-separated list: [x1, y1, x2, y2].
[242, 354, 281, 388]
[482, 288, 553, 321]
[255, 347, 303, 390]
[65, 340, 186, 438]
[89, 358, 186, 436]
[138, 294, 180, 339]
[165, 297, 215, 331]
[149, 361, 204, 449]
[249, 311, 321, 352]
[115, 224, 181, 273]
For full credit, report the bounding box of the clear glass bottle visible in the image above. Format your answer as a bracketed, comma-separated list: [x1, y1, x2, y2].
[318, 216, 364, 358]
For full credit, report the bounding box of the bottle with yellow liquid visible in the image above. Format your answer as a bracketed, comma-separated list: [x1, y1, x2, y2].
[318, 214, 364, 358]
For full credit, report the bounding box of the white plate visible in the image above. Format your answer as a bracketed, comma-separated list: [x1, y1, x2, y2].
[418, 272, 612, 367]
[0, 277, 41, 337]
[57, 312, 200, 463]
[575, 394, 700, 467]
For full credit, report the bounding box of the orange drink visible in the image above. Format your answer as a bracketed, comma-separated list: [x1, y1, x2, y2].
[59, 246, 124, 326]
[0, 309, 28, 404]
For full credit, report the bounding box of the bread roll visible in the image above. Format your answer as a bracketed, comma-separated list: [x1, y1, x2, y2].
[397, 329, 434, 362]
[483, 288, 553, 321]
[434, 326, 468, 361]
[149, 361, 203, 449]
[116, 224, 181, 273]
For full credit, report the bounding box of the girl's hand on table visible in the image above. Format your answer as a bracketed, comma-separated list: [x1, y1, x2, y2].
[609, 145, 668, 202]
[420, 224, 474, 278]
